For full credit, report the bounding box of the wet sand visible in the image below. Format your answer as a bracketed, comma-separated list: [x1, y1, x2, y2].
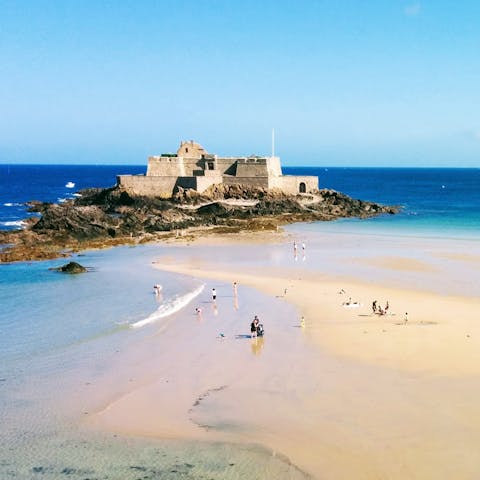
[90, 231, 480, 479]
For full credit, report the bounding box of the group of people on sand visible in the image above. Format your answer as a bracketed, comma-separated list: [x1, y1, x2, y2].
[293, 241, 307, 261]
[373, 300, 409, 324]
[293, 241, 306, 253]
[193, 282, 264, 338]
[340, 289, 411, 325]
[372, 300, 389, 315]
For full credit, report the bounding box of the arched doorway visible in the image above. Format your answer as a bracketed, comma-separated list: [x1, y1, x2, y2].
[299, 182, 306, 193]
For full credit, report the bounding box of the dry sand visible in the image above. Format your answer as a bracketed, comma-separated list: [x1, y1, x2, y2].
[90, 233, 480, 479]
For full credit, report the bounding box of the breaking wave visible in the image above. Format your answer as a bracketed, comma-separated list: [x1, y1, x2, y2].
[131, 284, 204, 328]
[1, 220, 25, 228]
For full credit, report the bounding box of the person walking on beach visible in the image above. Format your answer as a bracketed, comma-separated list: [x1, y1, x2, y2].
[404, 312, 409, 324]
[293, 241, 298, 255]
[372, 300, 377, 314]
[233, 282, 238, 296]
[251, 315, 259, 338]
[212, 288, 217, 302]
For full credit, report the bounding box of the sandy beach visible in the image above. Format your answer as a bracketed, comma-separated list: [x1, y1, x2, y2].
[90, 229, 480, 479]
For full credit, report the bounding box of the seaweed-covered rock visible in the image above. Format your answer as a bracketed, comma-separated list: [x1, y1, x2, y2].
[0, 184, 400, 263]
[51, 261, 87, 274]
[32, 204, 119, 240]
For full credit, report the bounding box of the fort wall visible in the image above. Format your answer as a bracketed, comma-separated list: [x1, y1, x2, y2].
[235, 160, 269, 177]
[195, 176, 221, 193]
[267, 156, 282, 176]
[118, 172, 318, 197]
[147, 157, 191, 177]
[148, 157, 240, 177]
[269, 175, 318, 194]
[117, 175, 178, 198]
[223, 176, 269, 189]
[117, 140, 319, 198]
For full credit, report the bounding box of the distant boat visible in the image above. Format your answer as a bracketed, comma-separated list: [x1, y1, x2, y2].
[65, 181, 75, 188]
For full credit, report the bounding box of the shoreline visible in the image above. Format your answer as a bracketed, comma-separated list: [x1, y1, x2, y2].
[152, 260, 480, 376]
[88, 230, 480, 479]
[0, 181, 399, 263]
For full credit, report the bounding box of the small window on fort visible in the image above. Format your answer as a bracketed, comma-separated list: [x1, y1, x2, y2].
[208, 162, 214, 170]
[299, 182, 306, 193]
[186, 147, 189, 153]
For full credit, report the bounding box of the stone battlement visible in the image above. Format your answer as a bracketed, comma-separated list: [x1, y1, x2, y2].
[117, 141, 318, 198]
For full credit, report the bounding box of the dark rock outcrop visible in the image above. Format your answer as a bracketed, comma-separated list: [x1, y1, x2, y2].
[50, 261, 87, 274]
[0, 185, 399, 262]
[33, 204, 119, 240]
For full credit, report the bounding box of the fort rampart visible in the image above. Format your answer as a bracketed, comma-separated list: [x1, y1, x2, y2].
[117, 141, 318, 198]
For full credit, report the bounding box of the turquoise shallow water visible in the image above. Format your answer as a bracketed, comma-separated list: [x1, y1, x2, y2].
[0, 245, 197, 363]
[1, 235, 477, 480]
[1, 165, 479, 478]
[287, 166, 480, 240]
[0, 243, 311, 479]
[2, 432, 309, 480]
[295, 213, 480, 241]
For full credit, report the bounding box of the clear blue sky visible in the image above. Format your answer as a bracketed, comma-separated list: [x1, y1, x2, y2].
[1, 0, 480, 166]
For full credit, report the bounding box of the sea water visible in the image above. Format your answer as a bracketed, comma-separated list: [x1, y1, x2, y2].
[2, 164, 479, 365]
[2, 165, 480, 237]
[0, 165, 310, 478]
[1, 164, 479, 478]
[0, 243, 309, 479]
[289, 166, 480, 239]
[0, 164, 143, 229]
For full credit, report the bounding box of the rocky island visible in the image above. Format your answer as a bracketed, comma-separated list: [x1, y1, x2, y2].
[0, 184, 398, 263]
[0, 141, 398, 262]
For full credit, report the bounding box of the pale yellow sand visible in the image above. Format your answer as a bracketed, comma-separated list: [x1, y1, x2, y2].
[90, 236, 480, 479]
[154, 262, 480, 376]
[434, 252, 480, 264]
[354, 255, 438, 272]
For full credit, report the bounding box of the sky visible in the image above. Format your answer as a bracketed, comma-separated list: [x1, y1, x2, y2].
[1, 0, 480, 166]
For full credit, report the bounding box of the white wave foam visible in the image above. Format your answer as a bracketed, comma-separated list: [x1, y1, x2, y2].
[65, 181, 75, 188]
[3, 202, 21, 207]
[72, 193, 82, 197]
[58, 198, 67, 203]
[1, 220, 25, 227]
[132, 284, 204, 328]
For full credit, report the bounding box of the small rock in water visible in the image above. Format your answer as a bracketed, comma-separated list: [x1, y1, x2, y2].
[50, 261, 87, 274]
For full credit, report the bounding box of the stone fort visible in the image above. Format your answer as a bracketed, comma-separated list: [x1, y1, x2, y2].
[117, 141, 318, 198]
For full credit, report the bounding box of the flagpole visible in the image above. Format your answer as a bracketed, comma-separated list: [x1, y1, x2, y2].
[272, 128, 275, 157]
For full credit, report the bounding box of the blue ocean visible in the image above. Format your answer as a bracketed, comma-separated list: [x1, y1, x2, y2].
[296, 166, 480, 238]
[1, 164, 479, 479]
[1, 164, 479, 237]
